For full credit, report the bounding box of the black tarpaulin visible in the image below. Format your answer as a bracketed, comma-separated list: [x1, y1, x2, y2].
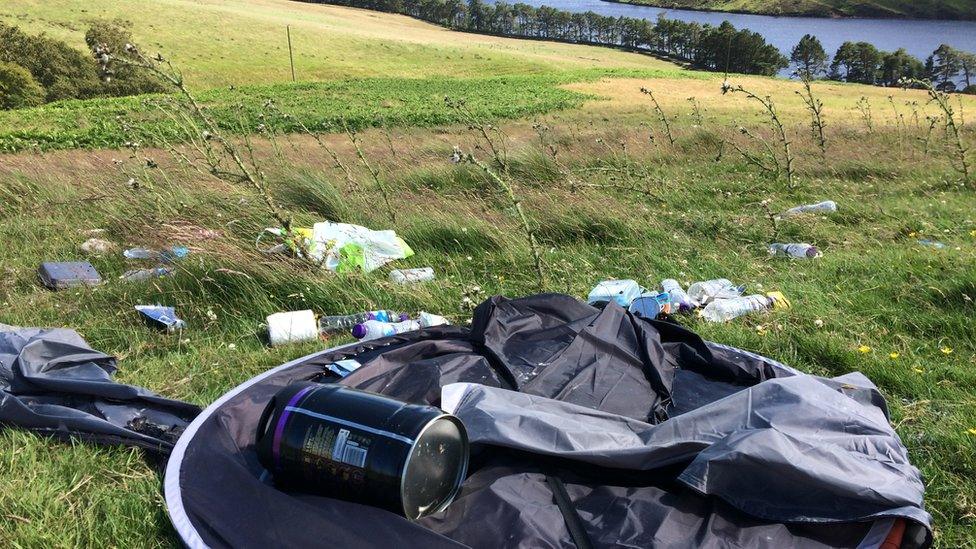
[0, 327, 201, 455]
[163, 293, 931, 548]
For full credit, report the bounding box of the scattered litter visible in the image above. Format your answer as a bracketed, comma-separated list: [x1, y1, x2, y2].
[120, 267, 173, 282]
[390, 267, 435, 284]
[319, 310, 408, 335]
[136, 305, 186, 332]
[79, 238, 116, 255]
[324, 359, 362, 378]
[352, 312, 449, 341]
[266, 310, 318, 347]
[628, 292, 672, 319]
[700, 291, 790, 322]
[587, 279, 642, 308]
[262, 221, 413, 273]
[687, 279, 744, 307]
[37, 261, 102, 290]
[783, 200, 837, 216]
[768, 243, 822, 259]
[661, 279, 693, 311]
[917, 239, 946, 249]
[124, 245, 190, 262]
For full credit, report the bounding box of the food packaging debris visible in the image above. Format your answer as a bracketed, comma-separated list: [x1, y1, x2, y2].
[136, 305, 186, 332]
[37, 261, 103, 290]
[266, 310, 318, 346]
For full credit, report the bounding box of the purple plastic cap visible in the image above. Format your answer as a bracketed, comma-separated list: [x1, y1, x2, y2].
[398, 313, 410, 322]
[351, 324, 368, 339]
[806, 246, 820, 258]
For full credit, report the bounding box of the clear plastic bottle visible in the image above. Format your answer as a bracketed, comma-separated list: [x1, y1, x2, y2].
[661, 279, 693, 311]
[784, 200, 837, 216]
[390, 267, 435, 284]
[319, 310, 408, 334]
[120, 267, 173, 282]
[351, 312, 448, 341]
[123, 245, 189, 262]
[700, 291, 790, 322]
[687, 279, 745, 307]
[768, 243, 821, 259]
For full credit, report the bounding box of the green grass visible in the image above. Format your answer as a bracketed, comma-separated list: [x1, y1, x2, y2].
[0, 68, 696, 153]
[612, 0, 976, 20]
[0, 0, 671, 88]
[1, 0, 975, 546]
[1, 106, 974, 544]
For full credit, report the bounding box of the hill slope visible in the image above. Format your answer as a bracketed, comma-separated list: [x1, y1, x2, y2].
[0, 0, 671, 88]
[611, 0, 976, 20]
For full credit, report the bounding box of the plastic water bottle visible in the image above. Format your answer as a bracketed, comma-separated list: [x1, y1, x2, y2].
[318, 310, 408, 334]
[120, 267, 173, 282]
[768, 243, 822, 259]
[390, 267, 435, 284]
[687, 279, 744, 307]
[661, 279, 693, 311]
[351, 312, 449, 341]
[700, 291, 790, 323]
[123, 245, 189, 262]
[784, 200, 837, 216]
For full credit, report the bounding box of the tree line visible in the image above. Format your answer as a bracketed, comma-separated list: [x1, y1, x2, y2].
[295, 0, 788, 76]
[0, 20, 165, 110]
[791, 34, 976, 93]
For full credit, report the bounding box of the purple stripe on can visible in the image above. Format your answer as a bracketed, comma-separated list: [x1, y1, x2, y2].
[271, 384, 316, 469]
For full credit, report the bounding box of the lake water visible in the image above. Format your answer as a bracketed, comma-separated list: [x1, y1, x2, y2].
[489, 0, 976, 77]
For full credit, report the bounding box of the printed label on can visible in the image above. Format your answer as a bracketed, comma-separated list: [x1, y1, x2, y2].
[299, 423, 371, 470]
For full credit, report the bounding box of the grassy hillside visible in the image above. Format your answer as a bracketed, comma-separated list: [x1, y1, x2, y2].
[1, 0, 975, 548]
[611, 0, 976, 20]
[0, 0, 669, 88]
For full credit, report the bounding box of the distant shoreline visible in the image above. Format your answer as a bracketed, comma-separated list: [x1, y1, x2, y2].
[598, 0, 976, 22]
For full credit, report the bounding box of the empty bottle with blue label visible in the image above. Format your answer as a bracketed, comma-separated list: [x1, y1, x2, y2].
[352, 312, 448, 341]
[123, 245, 189, 262]
[319, 310, 409, 334]
[768, 243, 821, 259]
[661, 279, 693, 311]
[700, 292, 790, 322]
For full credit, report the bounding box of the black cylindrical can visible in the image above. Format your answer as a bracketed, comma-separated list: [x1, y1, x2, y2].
[256, 382, 469, 519]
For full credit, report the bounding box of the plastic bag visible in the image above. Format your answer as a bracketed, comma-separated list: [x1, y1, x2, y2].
[262, 221, 414, 273]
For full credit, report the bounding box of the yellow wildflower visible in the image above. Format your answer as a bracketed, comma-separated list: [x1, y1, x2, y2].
[857, 345, 871, 354]
[941, 347, 953, 355]
[889, 352, 899, 359]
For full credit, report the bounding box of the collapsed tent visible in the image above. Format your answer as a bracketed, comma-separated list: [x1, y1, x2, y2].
[0, 327, 200, 455]
[165, 294, 932, 548]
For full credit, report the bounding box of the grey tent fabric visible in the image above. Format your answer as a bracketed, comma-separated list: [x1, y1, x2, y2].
[166, 293, 931, 548]
[0, 327, 200, 454]
[441, 378, 928, 525]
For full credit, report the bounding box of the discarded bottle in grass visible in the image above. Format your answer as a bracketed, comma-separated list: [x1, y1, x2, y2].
[121, 267, 173, 282]
[390, 267, 435, 284]
[687, 279, 744, 307]
[783, 200, 837, 216]
[318, 310, 409, 334]
[661, 279, 693, 311]
[917, 239, 947, 250]
[124, 245, 190, 262]
[352, 312, 449, 341]
[700, 291, 790, 323]
[768, 243, 822, 259]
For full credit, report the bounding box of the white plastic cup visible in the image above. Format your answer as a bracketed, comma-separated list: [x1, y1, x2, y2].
[267, 310, 318, 347]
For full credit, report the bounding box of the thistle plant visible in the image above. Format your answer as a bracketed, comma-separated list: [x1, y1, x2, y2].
[92, 41, 291, 229]
[640, 87, 675, 147]
[452, 145, 545, 290]
[795, 77, 826, 159]
[856, 96, 873, 133]
[905, 79, 971, 186]
[722, 81, 795, 188]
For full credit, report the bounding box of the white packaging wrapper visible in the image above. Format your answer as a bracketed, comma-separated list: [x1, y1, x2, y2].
[267, 310, 318, 347]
